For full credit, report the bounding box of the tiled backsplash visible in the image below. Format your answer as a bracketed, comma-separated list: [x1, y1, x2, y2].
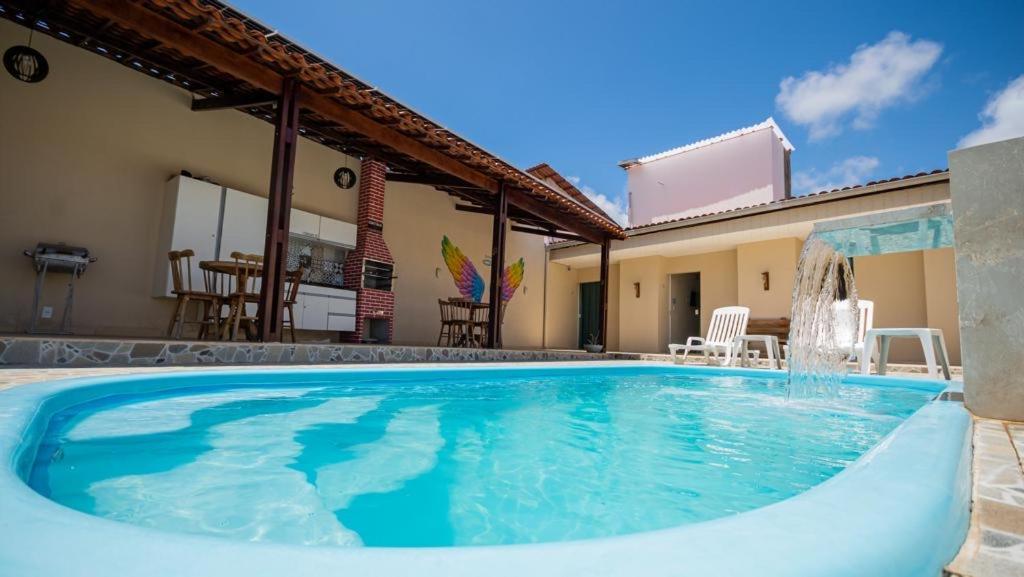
[287, 235, 349, 288]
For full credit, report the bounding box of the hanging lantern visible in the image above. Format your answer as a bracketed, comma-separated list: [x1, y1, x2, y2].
[333, 167, 356, 189]
[4, 45, 48, 83]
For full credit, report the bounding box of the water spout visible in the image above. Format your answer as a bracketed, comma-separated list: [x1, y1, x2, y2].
[787, 238, 859, 400]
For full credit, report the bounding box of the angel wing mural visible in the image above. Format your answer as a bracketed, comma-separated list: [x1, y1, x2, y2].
[441, 236, 524, 303]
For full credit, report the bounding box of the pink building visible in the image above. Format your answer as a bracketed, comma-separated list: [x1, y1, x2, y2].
[621, 118, 795, 226]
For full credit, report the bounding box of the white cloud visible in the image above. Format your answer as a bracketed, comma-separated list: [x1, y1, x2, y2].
[958, 75, 1024, 148]
[569, 175, 629, 226]
[792, 156, 880, 195]
[777, 32, 942, 140]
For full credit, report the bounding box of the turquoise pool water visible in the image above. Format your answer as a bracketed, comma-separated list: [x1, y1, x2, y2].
[27, 367, 935, 548]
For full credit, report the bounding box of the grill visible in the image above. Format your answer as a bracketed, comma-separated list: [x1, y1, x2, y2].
[23, 242, 97, 334]
[362, 259, 395, 291]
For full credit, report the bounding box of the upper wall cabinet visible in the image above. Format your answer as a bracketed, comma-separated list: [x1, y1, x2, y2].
[319, 217, 357, 248]
[290, 209, 320, 239]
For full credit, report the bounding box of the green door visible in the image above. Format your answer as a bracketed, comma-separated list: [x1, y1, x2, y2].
[579, 282, 601, 348]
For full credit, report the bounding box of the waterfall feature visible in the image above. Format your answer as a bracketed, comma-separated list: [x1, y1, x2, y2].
[786, 238, 860, 399]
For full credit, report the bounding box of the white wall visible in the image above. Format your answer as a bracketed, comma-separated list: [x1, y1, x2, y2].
[627, 128, 786, 226]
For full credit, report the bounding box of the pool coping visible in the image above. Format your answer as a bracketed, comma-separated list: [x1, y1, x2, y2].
[0, 362, 971, 577]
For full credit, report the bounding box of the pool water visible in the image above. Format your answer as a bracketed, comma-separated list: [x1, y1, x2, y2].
[27, 367, 935, 548]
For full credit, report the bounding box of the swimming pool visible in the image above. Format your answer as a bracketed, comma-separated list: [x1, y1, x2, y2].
[0, 363, 971, 576]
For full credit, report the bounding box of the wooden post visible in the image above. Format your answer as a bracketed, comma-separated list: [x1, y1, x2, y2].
[599, 238, 611, 352]
[486, 181, 508, 349]
[256, 77, 300, 342]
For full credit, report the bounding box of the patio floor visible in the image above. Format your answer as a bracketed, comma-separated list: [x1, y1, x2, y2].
[946, 419, 1024, 577]
[0, 335, 637, 368]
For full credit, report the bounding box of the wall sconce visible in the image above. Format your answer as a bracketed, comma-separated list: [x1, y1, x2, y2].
[761, 271, 770, 291]
[633, 282, 641, 298]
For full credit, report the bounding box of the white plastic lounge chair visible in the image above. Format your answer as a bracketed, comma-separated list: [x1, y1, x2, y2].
[669, 306, 750, 366]
[834, 299, 878, 364]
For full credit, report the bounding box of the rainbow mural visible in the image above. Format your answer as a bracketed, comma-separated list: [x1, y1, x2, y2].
[441, 236, 524, 303]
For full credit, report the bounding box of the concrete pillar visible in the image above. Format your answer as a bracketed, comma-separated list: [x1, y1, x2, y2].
[949, 136, 1024, 420]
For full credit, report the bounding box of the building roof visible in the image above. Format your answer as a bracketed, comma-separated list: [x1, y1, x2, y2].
[524, 163, 617, 224]
[547, 169, 950, 247]
[619, 117, 795, 168]
[2, 0, 624, 241]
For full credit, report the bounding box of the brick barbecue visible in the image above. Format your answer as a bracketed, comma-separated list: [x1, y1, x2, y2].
[342, 158, 395, 343]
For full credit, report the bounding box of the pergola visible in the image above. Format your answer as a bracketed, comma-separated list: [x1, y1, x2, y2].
[2, 0, 625, 348]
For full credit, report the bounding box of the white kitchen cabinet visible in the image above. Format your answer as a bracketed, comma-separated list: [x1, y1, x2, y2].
[319, 217, 357, 247]
[327, 314, 355, 332]
[295, 285, 356, 331]
[290, 208, 320, 238]
[154, 176, 359, 303]
[221, 188, 268, 257]
[153, 176, 223, 297]
[299, 293, 330, 331]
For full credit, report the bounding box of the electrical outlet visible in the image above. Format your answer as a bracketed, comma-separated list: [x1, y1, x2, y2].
[41, 306, 54, 319]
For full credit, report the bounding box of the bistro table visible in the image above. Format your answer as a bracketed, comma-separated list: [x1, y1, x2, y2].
[199, 259, 263, 340]
[731, 334, 781, 369]
[859, 327, 952, 380]
[447, 299, 491, 348]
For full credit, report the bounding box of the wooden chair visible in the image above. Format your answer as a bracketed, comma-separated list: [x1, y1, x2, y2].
[166, 250, 221, 339]
[445, 298, 476, 347]
[437, 299, 456, 346]
[470, 301, 508, 348]
[222, 252, 262, 341]
[282, 268, 305, 343]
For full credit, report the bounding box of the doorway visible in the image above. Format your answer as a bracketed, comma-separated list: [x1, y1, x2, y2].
[669, 273, 701, 345]
[578, 281, 601, 348]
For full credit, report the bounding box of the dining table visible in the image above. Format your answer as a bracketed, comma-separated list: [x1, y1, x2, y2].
[448, 299, 491, 348]
[199, 259, 263, 340]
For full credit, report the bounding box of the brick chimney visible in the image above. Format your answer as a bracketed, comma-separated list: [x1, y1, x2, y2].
[343, 158, 395, 343]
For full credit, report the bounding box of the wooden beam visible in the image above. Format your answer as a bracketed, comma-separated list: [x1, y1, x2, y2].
[454, 204, 494, 215]
[192, 93, 277, 111]
[386, 172, 478, 188]
[68, 0, 612, 243]
[256, 78, 300, 342]
[505, 186, 605, 244]
[599, 239, 611, 353]
[509, 225, 589, 243]
[69, 0, 282, 90]
[486, 182, 508, 349]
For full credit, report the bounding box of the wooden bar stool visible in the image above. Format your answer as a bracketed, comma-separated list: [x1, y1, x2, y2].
[282, 268, 304, 343]
[166, 250, 222, 339]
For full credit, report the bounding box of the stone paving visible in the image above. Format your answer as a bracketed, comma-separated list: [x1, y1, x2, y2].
[946, 420, 1024, 577]
[0, 336, 637, 368]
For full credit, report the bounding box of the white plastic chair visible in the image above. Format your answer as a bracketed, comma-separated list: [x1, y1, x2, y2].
[834, 299, 878, 364]
[669, 306, 750, 366]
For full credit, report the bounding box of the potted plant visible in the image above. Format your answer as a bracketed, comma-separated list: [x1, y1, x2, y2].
[583, 333, 604, 353]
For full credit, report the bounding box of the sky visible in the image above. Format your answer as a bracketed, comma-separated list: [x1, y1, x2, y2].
[234, 0, 1024, 226]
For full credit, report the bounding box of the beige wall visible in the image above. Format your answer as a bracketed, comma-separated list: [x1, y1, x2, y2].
[542, 262, 620, 351]
[0, 20, 546, 347]
[923, 248, 961, 365]
[385, 183, 547, 348]
[618, 256, 668, 353]
[851, 248, 960, 364]
[549, 236, 962, 362]
[542, 249, 742, 354]
[736, 238, 801, 319]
